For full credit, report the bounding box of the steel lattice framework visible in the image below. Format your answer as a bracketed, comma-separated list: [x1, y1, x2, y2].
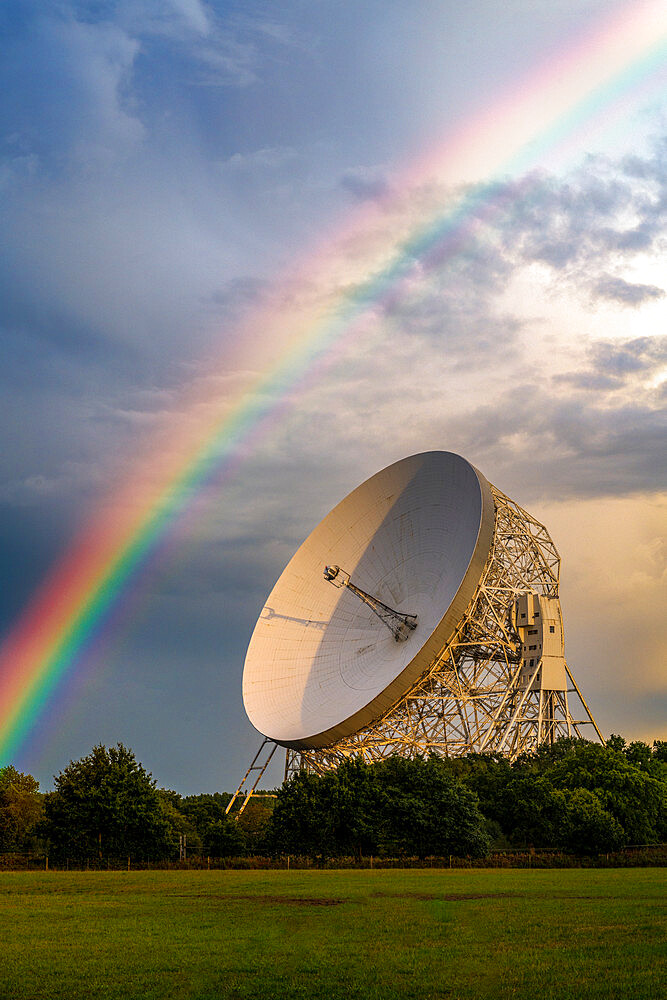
[282, 483, 602, 779]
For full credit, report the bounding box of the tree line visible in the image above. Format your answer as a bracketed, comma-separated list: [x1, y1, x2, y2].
[1, 736, 665, 862]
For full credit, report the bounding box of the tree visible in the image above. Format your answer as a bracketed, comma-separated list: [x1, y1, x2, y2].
[235, 795, 275, 854]
[204, 816, 247, 857]
[267, 770, 329, 856]
[43, 744, 172, 861]
[546, 740, 666, 845]
[495, 774, 566, 848]
[560, 788, 624, 855]
[375, 756, 490, 858]
[268, 755, 489, 860]
[0, 766, 43, 852]
[268, 758, 383, 858]
[448, 753, 514, 832]
[303, 757, 381, 858]
[624, 741, 653, 771]
[441, 739, 667, 852]
[156, 789, 203, 854]
[179, 792, 232, 849]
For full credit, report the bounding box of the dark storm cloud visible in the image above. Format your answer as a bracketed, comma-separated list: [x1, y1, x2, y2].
[209, 275, 271, 320]
[0, 1, 330, 373]
[384, 288, 525, 361]
[0, 0, 322, 569]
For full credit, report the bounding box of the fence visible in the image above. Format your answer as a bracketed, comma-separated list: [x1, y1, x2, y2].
[1, 844, 665, 871]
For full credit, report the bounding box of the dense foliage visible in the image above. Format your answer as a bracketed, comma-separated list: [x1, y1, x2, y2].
[268, 756, 490, 858]
[443, 736, 667, 853]
[43, 743, 171, 861]
[2, 736, 665, 860]
[157, 790, 274, 857]
[0, 765, 43, 852]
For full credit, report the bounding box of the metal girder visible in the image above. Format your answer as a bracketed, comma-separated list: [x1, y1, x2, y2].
[225, 738, 277, 815]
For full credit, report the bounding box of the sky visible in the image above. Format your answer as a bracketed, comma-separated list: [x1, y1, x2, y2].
[1, 0, 665, 794]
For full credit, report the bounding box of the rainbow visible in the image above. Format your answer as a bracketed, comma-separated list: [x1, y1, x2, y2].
[1, 0, 666, 763]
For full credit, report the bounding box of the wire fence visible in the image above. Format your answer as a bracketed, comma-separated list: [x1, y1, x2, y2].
[1, 844, 665, 871]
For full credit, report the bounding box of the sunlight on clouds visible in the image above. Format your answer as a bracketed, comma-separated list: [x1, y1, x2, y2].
[535, 494, 667, 737]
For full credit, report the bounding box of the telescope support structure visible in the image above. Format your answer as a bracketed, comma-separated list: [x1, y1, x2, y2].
[284, 483, 603, 778]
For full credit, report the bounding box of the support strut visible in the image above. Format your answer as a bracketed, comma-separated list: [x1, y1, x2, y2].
[323, 565, 418, 641]
[225, 738, 277, 817]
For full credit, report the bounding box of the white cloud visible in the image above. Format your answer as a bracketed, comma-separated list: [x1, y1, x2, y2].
[166, 0, 210, 36]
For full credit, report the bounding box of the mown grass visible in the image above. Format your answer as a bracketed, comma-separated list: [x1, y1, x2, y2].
[2, 868, 665, 999]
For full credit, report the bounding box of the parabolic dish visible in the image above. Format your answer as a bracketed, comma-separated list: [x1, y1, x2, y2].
[242, 451, 495, 750]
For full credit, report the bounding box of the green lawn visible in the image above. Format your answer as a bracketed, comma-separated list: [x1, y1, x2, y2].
[2, 868, 665, 999]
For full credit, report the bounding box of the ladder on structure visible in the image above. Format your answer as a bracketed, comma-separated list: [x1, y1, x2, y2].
[225, 738, 277, 817]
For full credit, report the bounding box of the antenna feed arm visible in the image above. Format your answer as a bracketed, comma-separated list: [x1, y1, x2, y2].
[323, 564, 418, 642]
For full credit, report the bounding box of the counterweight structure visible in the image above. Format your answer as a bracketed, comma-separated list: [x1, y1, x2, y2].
[228, 453, 602, 813]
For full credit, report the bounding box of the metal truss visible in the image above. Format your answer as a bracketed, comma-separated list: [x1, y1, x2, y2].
[225, 738, 277, 816]
[285, 484, 603, 779]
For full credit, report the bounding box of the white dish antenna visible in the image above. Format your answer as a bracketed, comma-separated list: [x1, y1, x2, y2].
[243, 452, 495, 749]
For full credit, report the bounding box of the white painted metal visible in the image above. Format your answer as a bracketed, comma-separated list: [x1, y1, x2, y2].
[243, 452, 495, 749]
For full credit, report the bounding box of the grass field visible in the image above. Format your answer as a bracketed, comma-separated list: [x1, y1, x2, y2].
[2, 868, 665, 999]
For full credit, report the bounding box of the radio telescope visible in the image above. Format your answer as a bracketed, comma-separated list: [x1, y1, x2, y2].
[227, 452, 602, 813]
